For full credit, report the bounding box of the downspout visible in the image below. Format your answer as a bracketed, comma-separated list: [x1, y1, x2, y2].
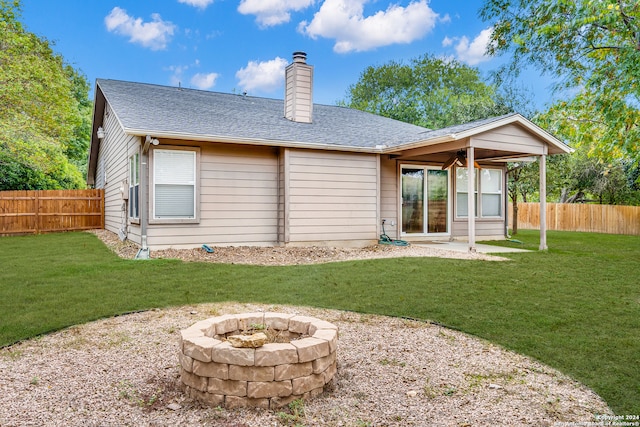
[135, 135, 157, 259]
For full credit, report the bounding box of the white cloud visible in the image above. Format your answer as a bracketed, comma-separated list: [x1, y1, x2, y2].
[105, 7, 176, 50]
[454, 27, 493, 65]
[166, 60, 202, 86]
[178, 0, 215, 9]
[166, 64, 189, 86]
[190, 72, 219, 90]
[299, 0, 439, 53]
[235, 57, 289, 93]
[238, 0, 314, 27]
[442, 36, 454, 47]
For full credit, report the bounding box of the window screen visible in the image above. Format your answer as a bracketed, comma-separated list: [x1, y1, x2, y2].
[154, 150, 196, 219]
[481, 169, 502, 217]
[129, 153, 139, 219]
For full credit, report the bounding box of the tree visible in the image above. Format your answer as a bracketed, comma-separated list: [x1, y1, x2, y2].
[557, 148, 640, 205]
[480, 0, 640, 160]
[537, 103, 640, 205]
[506, 161, 540, 234]
[341, 54, 508, 129]
[65, 68, 92, 175]
[0, 0, 89, 189]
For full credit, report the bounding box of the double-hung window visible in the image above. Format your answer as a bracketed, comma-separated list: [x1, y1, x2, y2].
[456, 167, 503, 218]
[480, 169, 502, 217]
[128, 152, 139, 220]
[152, 148, 198, 221]
[455, 167, 478, 218]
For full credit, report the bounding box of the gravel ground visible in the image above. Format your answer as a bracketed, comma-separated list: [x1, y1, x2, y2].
[0, 303, 610, 427]
[86, 229, 506, 264]
[0, 231, 612, 426]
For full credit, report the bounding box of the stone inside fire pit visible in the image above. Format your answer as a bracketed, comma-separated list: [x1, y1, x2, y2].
[178, 312, 338, 409]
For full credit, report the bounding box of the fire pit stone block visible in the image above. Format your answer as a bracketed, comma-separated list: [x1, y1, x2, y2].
[178, 313, 338, 409]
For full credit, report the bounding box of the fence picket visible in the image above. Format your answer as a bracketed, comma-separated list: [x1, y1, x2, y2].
[509, 203, 640, 236]
[0, 190, 104, 235]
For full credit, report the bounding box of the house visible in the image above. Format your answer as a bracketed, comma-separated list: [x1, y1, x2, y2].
[87, 52, 571, 256]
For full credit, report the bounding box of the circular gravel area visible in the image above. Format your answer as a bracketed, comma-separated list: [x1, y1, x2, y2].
[0, 303, 611, 427]
[0, 232, 612, 425]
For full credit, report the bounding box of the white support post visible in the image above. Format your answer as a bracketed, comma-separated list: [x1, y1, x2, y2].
[539, 154, 548, 250]
[467, 147, 476, 253]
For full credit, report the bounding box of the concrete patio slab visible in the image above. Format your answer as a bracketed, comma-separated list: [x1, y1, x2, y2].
[413, 241, 530, 254]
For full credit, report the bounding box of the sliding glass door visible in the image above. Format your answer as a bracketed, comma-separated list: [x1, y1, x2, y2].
[402, 167, 449, 235]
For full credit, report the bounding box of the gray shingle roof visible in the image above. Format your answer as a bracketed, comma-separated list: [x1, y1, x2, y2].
[97, 79, 431, 149]
[416, 113, 520, 139]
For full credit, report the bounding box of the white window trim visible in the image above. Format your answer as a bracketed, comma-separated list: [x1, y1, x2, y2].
[149, 146, 200, 224]
[128, 152, 140, 223]
[400, 164, 451, 237]
[455, 166, 504, 219]
[480, 168, 503, 218]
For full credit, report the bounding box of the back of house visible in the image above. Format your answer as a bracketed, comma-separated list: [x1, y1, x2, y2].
[87, 52, 570, 253]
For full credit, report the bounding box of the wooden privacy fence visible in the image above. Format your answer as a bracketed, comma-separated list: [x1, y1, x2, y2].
[0, 189, 104, 235]
[510, 202, 640, 236]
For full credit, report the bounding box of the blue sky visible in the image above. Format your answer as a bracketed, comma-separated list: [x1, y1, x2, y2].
[21, 0, 556, 110]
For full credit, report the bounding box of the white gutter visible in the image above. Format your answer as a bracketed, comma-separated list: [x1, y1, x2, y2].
[123, 128, 387, 154]
[381, 135, 456, 154]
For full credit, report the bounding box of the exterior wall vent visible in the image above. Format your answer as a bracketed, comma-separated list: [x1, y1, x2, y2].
[284, 51, 313, 124]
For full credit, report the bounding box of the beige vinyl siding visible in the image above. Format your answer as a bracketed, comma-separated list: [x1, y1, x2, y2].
[286, 150, 379, 244]
[471, 124, 548, 155]
[147, 143, 278, 248]
[97, 103, 141, 244]
[451, 220, 505, 239]
[278, 148, 287, 244]
[380, 156, 399, 239]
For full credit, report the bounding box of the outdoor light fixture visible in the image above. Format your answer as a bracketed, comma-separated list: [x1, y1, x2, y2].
[96, 127, 105, 139]
[442, 150, 482, 170]
[143, 135, 160, 153]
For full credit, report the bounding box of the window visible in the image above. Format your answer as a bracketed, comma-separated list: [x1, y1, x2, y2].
[456, 167, 503, 218]
[128, 153, 139, 219]
[152, 149, 197, 220]
[401, 166, 449, 235]
[480, 169, 502, 217]
[455, 167, 478, 218]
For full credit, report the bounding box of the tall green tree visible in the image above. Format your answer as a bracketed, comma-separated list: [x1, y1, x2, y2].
[341, 54, 507, 129]
[506, 161, 540, 234]
[0, 0, 88, 190]
[537, 103, 640, 205]
[480, 0, 640, 159]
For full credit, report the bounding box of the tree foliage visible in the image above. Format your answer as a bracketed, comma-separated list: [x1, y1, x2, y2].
[342, 54, 510, 129]
[0, 0, 89, 190]
[536, 101, 640, 204]
[480, 0, 640, 159]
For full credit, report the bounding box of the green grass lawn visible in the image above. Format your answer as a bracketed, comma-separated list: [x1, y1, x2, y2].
[0, 230, 638, 414]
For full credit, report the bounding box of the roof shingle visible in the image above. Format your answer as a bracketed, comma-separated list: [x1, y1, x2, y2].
[97, 79, 431, 149]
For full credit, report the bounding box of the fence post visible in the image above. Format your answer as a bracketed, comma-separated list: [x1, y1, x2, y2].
[34, 191, 40, 234]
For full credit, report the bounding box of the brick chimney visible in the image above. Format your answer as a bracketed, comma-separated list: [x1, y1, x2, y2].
[284, 51, 313, 123]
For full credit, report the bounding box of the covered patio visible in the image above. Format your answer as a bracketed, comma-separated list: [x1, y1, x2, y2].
[385, 114, 572, 252]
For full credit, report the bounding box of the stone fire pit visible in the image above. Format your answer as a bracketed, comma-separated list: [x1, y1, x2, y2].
[178, 312, 338, 409]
